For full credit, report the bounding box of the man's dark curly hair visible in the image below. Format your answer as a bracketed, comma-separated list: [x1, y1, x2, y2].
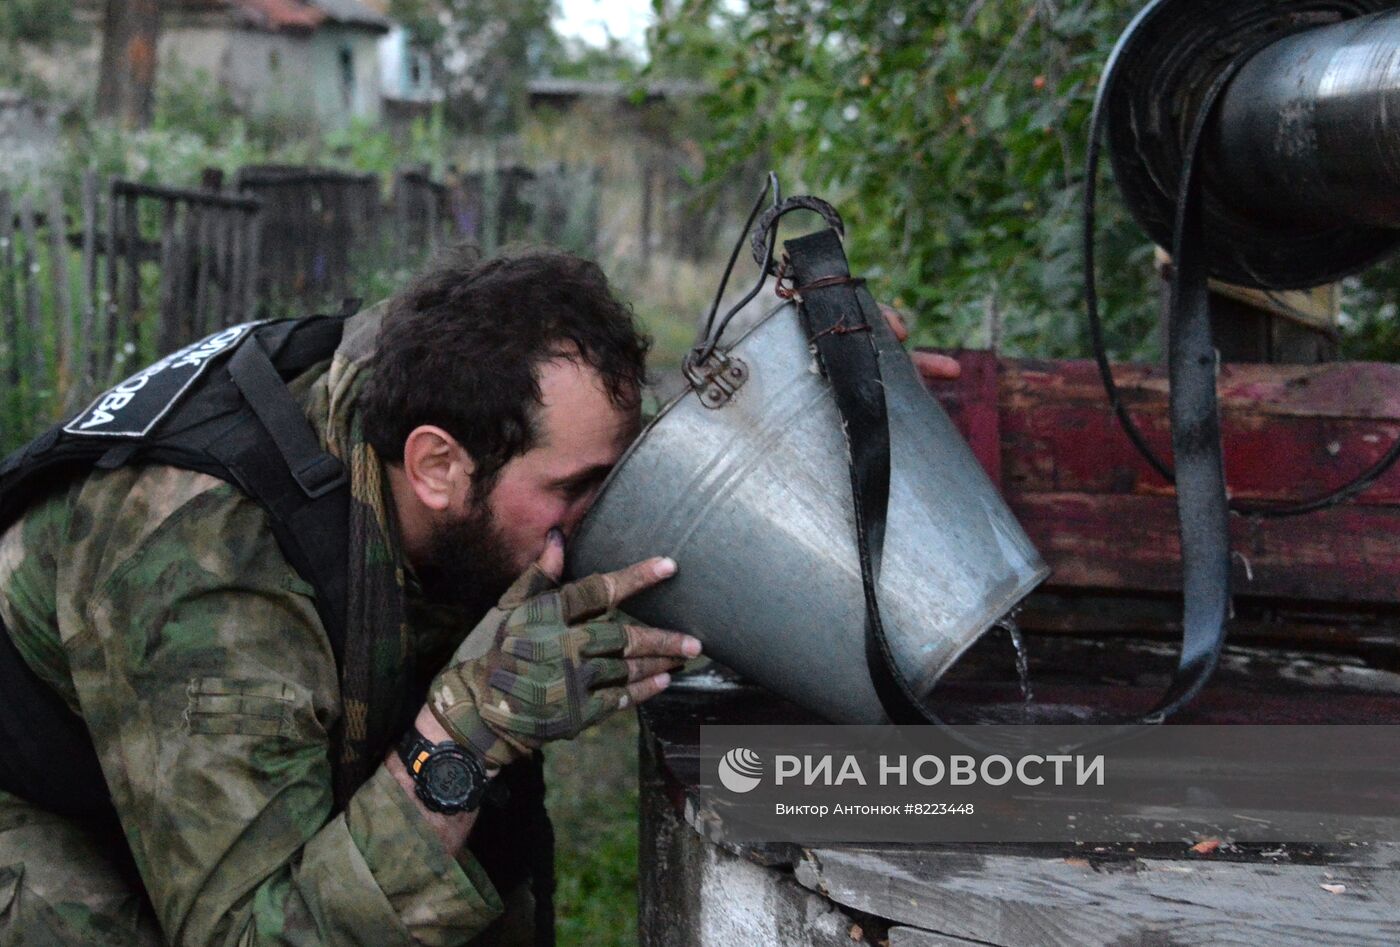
[361, 246, 650, 487]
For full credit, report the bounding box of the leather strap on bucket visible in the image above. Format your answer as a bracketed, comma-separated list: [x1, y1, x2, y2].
[784, 228, 935, 725]
[786, 215, 1231, 729]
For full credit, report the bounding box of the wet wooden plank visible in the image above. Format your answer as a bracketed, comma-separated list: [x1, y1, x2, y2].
[796, 845, 1400, 947]
[922, 351, 1400, 605]
[931, 349, 1001, 487]
[925, 354, 1400, 505]
[1010, 492, 1400, 604]
[988, 357, 1400, 504]
[1016, 592, 1399, 658]
[999, 357, 1400, 422]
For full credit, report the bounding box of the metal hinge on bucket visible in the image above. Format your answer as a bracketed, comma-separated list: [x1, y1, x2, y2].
[683, 350, 748, 409]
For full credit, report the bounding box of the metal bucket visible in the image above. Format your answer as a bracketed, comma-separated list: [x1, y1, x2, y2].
[568, 300, 1049, 723]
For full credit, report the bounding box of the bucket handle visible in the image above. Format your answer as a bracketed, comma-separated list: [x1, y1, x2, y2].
[685, 175, 848, 407]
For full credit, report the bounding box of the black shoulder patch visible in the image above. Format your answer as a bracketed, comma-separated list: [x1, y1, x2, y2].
[64, 322, 262, 438]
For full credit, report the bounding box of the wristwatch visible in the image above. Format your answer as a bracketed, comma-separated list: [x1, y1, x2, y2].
[396, 727, 490, 814]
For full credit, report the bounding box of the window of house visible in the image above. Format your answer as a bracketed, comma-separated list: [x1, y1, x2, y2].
[339, 46, 355, 104]
[268, 49, 280, 72]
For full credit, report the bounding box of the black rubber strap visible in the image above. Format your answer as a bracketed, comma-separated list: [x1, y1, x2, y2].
[784, 228, 933, 725]
[1100, 38, 1280, 721]
[786, 211, 1229, 726]
[228, 337, 347, 499]
[1148, 64, 1236, 720]
[1083, 7, 1400, 520]
[215, 328, 352, 679]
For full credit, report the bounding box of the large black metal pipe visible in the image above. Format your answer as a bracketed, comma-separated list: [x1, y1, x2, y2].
[1214, 8, 1400, 230]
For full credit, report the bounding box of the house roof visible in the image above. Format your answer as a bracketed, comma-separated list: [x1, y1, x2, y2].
[185, 0, 391, 34]
[234, 0, 325, 31]
[305, 0, 392, 31]
[527, 78, 709, 102]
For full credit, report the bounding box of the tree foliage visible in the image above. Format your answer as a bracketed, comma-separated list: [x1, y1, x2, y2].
[0, 0, 76, 47]
[651, 0, 1176, 358]
[390, 0, 561, 132]
[652, 0, 1400, 362]
[0, 0, 78, 91]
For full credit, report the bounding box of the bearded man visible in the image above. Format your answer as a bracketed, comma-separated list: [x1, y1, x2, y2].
[0, 247, 957, 945]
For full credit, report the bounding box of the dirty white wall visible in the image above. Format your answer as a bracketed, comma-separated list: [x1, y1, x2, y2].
[160, 24, 382, 129]
[0, 91, 61, 188]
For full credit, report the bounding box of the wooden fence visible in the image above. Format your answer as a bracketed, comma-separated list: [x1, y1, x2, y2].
[393, 165, 449, 257]
[1, 161, 606, 451]
[234, 165, 381, 306]
[112, 179, 262, 359]
[230, 161, 601, 305]
[0, 173, 262, 411]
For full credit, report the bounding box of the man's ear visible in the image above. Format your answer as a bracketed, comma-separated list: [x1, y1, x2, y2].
[401, 425, 474, 513]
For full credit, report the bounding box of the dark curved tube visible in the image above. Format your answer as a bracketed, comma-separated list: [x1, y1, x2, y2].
[1214, 8, 1400, 230]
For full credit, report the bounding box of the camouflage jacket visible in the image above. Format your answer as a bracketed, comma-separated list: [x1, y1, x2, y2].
[0, 341, 505, 944]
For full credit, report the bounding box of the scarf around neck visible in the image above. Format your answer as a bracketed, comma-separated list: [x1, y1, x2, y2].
[303, 303, 413, 806]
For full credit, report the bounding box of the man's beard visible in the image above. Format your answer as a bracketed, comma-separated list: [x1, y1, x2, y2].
[416, 495, 522, 619]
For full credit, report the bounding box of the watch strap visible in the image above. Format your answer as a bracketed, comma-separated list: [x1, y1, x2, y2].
[396, 726, 489, 814]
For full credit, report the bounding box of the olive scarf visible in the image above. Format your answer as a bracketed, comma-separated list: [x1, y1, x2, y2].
[303, 303, 413, 806]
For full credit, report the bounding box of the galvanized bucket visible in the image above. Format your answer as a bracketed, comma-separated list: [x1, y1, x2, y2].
[568, 299, 1049, 724]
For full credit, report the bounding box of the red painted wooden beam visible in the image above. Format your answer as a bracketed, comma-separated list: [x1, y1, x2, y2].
[922, 352, 1400, 606]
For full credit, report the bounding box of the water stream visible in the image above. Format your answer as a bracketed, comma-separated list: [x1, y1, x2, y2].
[994, 615, 1033, 704]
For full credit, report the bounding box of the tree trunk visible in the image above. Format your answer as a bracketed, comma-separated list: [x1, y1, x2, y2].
[95, 0, 162, 129]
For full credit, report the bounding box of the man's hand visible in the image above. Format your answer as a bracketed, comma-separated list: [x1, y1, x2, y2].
[880, 304, 962, 385]
[426, 531, 699, 770]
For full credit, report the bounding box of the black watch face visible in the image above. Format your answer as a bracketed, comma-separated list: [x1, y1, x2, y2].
[421, 748, 483, 811]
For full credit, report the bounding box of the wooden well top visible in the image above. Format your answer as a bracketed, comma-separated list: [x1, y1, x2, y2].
[639, 665, 1400, 945]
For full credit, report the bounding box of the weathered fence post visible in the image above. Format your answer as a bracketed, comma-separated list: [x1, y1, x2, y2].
[640, 155, 655, 270]
[241, 203, 261, 319]
[104, 176, 121, 379]
[47, 184, 73, 395]
[0, 190, 16, 388]
[191, 203, 212, 336]
[235, 165, 377, 307]
[122, 188, 141, 360]
[156, 199, 180, 353]
[76, 170, 100, 399]
[482, 150, 500, 256]
[18, 195, 42, 383]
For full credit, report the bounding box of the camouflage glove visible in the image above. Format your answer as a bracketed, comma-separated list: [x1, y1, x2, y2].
[428, 545, 691, 770]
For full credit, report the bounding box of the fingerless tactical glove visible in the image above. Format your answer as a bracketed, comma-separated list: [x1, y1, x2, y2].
[427, 563, 639, 770]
